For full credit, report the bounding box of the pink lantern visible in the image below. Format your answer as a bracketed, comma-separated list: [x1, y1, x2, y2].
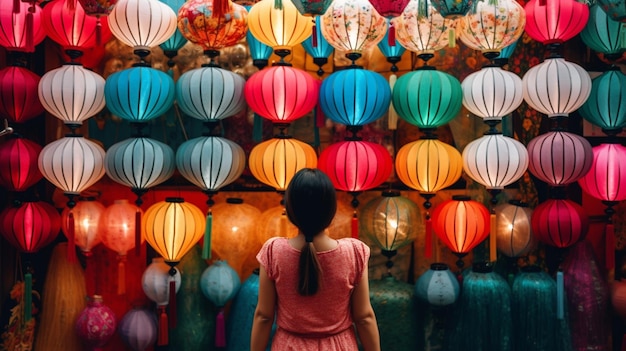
[61, 198, 105, 256]
[0, 136, 43, 192]
[531, 198, 589, 249]
[368, 0, 410, 18]
[0, 66, 45, 124]
[75, 295, 117, 350]
[0, 0, 46, 52]
[524, 0, 589, 46]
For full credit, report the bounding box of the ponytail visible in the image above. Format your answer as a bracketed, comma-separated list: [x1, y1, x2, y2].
[298, 239, 322, 296]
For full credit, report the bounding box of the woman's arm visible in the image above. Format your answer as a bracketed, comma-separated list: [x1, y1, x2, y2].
[251, 266, 276, 351]
[351, 268, 381, 351]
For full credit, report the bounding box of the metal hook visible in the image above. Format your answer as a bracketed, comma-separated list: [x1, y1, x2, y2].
[0, 119, 13, 137]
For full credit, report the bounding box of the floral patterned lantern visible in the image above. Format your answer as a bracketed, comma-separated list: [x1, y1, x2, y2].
[523, 0, 589, 47]
[461, 65, 524, 121]
[0, 0, 46, 52]
[580, 4, 626, 61]
[142, 257, 182, 346]
[578, 67, 626, 136]
[75, 295, 117, 350]
[0, 136, 43, 192]
[118, 307, 157, 351]
[531, 198, 589, 249]
[495, 200, 536, 258]
[0, 65, 45, 124]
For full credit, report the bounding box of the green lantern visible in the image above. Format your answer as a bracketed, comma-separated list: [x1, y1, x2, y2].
[580, 4, 626, 61]
[578, 67, 626, 136]
[391, 67, 462, 131]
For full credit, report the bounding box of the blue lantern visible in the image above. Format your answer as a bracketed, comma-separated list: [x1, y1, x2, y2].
[159, 0, 189, 72]
[494, 39, 519, 67]
[320, 68, 391, 127]
[578, 67, 626, 136]
[377, 19, 406, 72]
[200, 261, 241, 348]
[245, 5, 273, 69]
[580, 4, 626, 61]
[104, 66, 175, 123]
[415, 263, 460, 308]
[302, 16, 334, 76]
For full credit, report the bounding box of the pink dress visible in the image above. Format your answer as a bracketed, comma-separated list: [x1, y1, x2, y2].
[256, 237, 370, 351]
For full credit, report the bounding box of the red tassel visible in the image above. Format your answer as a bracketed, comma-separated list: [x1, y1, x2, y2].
[606, 223, 615, 271]
[312, 24, 318, 48]
[13, 0, 19, 13]
[117, 255, 126, 295]
[135, 210, 141, 256]
[351, 211, 358, 239]
[25, 8, 34, 52]
[168, 279, 177, 328]
[215, 308, 226, 347]
[424, 214, 432, 259]
[388, 23, 396, 47]
[213, 0, 229, 18]
[157, 306, 168, 345]
[67, 211, 77, 263]
[96, 18, 102, 47]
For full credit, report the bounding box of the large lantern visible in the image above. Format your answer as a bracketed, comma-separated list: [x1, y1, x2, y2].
[578, 67, 626, 136]
[461, 65, 524, 121]
[523, 0, 589, 46]
[0, 66, 45, 124]
[0, 1, 46, 52]
[531, 198, 589, 249]
[0, 200, 61, 254]
[0, 136, 43, 192]
[495, 200, 536, 258]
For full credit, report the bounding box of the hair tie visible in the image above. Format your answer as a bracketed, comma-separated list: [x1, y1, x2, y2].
[305, 235, 313, 243]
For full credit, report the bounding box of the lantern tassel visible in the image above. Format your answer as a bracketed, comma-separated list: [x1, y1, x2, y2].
[312, 24, 318, 48]
[556, 269, 564, 320]
[13, 0, 19, 13]
[67, 211, 77, 263]
[202, 210, 213, 260]
[213, 0, 230, 19]
[157, 306, 168, 345]
[388, 23, 396, 47]
[424, 213, 432, 259]
[24, 272, 32, 322]
[280, 209, 288, 237]
[135, 209, 141, 256]
[117, 255, 126, 295]
[490, 212, 497, 262]
[388, 74, 398, 130]
[315, 80, 326, 128]
[273, 0, 282, 9]
[606, 222, 615, 271]
[448, 28, 456, 48]
[169, 279, 177, 328]
[351, 211, 358, 239]
[216, 308, 226, 347]
[25, 8, 34, 53]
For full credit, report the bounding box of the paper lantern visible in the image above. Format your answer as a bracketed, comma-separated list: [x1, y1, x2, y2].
[527, 130, 593, 187]
[0, 200, 61, 253]
[0, 136, 43, 192]
[495, 200, 536, 258]
[431, 0, 474, 19]
[415, 263, 460, 307]
[142, 257, 182, 345]
[580, 5, 625, 59]
[578, 143, 626, 203]
[0, 0, 46, 52]
[104, 66, 175, 123]
[38, 64, 106, 128]
[431, 195, 490, 268]
[524, 0, 589, 46]
[462, 133, 529, 190]
[176, 66, 246, 123]
[578, 67, 626, 136]
[118, 308, 157, 351]
[595, 0, 626, 22]
[61, 198, 105, 255]
[244, 65, 318, 125]
[461, 65, 524, 121]
[320, 0, 387, 61]
[457, 0, 526, 57]
[522, 57, 592, 118]
[531, 198, 589, 248]
[108, 0, 177, 54]
[0, 66, 45, 124]
[392, 68, 463, 130]
[319, 68, 391, 127]
[247, 0, 313, 56]
[248, 137, 318, 192]
[301, 16, 334, 74]
[75, 295, 116, 350]
[177, 0, 248, 54]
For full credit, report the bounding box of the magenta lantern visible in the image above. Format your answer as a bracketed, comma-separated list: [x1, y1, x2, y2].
[368, 0, 411, 17]
[531, 198, 589, 248]
[527, 130, 593, 187]
[0, 136, 43, 192]
[0, 0, 46, 52]
[75, 295, 117, 349]
[524, 0, 589, 45]
[0, 200, 61, 253]
[244, 66, 319, 126]
[0, 66, 44, 124]
[578, 143, 626, 203]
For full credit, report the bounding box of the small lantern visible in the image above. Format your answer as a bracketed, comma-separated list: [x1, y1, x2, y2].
[578, 67, 626, 136]
[118, 307, 157, 351]
[415, 263, 460, 307]
[142, 257, 182, 346]
[0, 135, 43, 192]
[0, 65, 45, 124]
[291, 0, 333, 16]
[61, 198, 104, 256]
[301, 16, 334, 75]
[495, 200, 536, 258]
[75, 295, 117, 350]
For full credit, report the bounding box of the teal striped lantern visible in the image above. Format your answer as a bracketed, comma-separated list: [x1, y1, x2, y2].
[578, 67, 626, 136]
[302, 16, 334, 75]
[377, 19, 406, 72]
[596, 0, 626, 22]
[494, 39, 519, 67]
[244, 5, 273, 69]
[159, 0, 188, 72]
[580, 4, 626, 61]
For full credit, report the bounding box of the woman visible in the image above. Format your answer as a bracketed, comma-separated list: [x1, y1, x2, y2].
[251, 168, 381, 351]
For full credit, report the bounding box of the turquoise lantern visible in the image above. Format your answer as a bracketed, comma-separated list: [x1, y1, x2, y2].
[104, 66, 175, 123]
[494, 39, 519, 67]
[596, 0, 626, 22]
[431, 0, 474, 19]
[391, 67, 462, 131]
[160, 0, 189, 73]
[244, 5, 273, 70]
[578, 67, 626, 136]
[377, 19, 406, 73]
[580, 4, 626, 61]
[302, 15, 334, 76]
[319, 68, 392, 127]
[200, 261, 241, 349]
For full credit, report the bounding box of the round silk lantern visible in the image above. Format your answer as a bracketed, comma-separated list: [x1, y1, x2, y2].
[0, 136, 43, 192]
[432, 195, 490, 269]
[301, 15, 334, 75]
[176, 66, 246, 122]
[392, 68, 463, 130]
[431, 0, 474, 19]
[527, 130, 593, 187]
[461, 65, 524, 121]
[495, 200, 536, 258]
[200, 260, 241, 349]
[320, 0, 387, 62]
[522, 57, 592, 118]
[0, 65, 45, 124]
[0, 1, 46, 52]
[142, 257, 182, 345]
[319, 68, 391, 126]
[104, 66, 175, 123]
[578, 143, 626, 203]
[118, 307, 157, 351]
[524, 0, 589, 46]
[291, 0, 332, 16]
[578, 67, 626, 136]
[248, 136, 318, 192]
[415, 263, 460, 307]
[75, 295, 116, 350]
[0, 200, 61, 253]
[580, 5, 626, 60]
[61, 198, 104, 256]
[244, 65, 318, 125]
[594, 0, 626, 22]
[531, 198, 589, 248]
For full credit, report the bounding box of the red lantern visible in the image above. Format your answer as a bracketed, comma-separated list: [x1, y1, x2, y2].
[244, 66, 319, 126]
[75, 295, 117, 350]
[431, 195, 490, 269]
[0, 66, 44, 124]
[0, 136, 43, 192]
[0, 200, 61, 253]
[0, 0, 46, 53]
[368, 0, 410, 18]
[524, 0, 589, 46]
[531, 198, 589, 249]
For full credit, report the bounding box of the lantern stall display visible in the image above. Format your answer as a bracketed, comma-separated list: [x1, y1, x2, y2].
[118, 307, 157, 351]
[75, 295, 117, 351]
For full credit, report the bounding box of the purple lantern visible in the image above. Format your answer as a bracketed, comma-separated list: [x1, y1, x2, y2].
[118, 307, 158, 351]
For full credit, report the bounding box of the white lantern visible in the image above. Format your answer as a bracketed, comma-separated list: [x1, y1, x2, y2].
[142, 257, 181, 306]
[461, 66, 524, 121]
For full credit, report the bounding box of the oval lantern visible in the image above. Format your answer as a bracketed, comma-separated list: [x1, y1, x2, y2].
[248, 137, 318, 192]
[392, 68, 463, 130]
[244, 65, 319, 125]
[247, 0, 313, 53]
[527, 130, 593, 187]
[523, 0, 589, 45]
[0, 136, 43, 192]
[142, 257, 182, 345]
[461, 65, 524, 121]
[580, 4, 626, 59]
[104, 66, 175, 123]
[531, 198, 589, 248]
[0, 200, 61, 253]
[0, 1, 46, 52]
[176, 66, 246, 122]
[38, 64, 106, 128]
[100, 199, 142, 256]
[75, 295, 117, 350]
[61, 198, 105, 255]
[301, 15, 334, 74]
[578, 67, 626, 136]
[595, 0, 626, 22]
[0, 66, 45, 124]
[578, 143, 626, 203]
[462, 133, 529, 190]
[522, 57, 592, 118]
[108, 0, 177, 52]
[118, 307, 157, 351]
[495, 200, 536, 258]
[320, 68, 391, 127]
[291, 0, 333, 16]
[415, 263, 460, 307]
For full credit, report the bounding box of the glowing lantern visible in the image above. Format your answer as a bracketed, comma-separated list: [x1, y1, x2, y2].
[142, 257, 182, 346]
[461, 65, 524, 121]
[0, 0, 46, 52]
[580, 4, 626, 60]
[523, 0, 589, 46]
[0, 200, 61, 254]
[0, 65, 45, 124]
[61, 198, 105, 256]
[578, 67, 626, 136]
[0, 136, 43, 192]
[495, 200, 536, 258]
[531, 198, 589, 249]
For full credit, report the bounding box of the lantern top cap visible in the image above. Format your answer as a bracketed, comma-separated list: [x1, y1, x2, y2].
[472, 261, 493, 273]
[165, 197, 184, 203]
[451, 195, 471, 201]
[508, 199, 528, 207]
[381, 190, 401, 197]
[430, 263, 450, 271]
[226, 198, 244, 204]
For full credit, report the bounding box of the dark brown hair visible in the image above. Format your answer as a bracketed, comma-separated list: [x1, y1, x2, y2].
[285, 168, 337, 295]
